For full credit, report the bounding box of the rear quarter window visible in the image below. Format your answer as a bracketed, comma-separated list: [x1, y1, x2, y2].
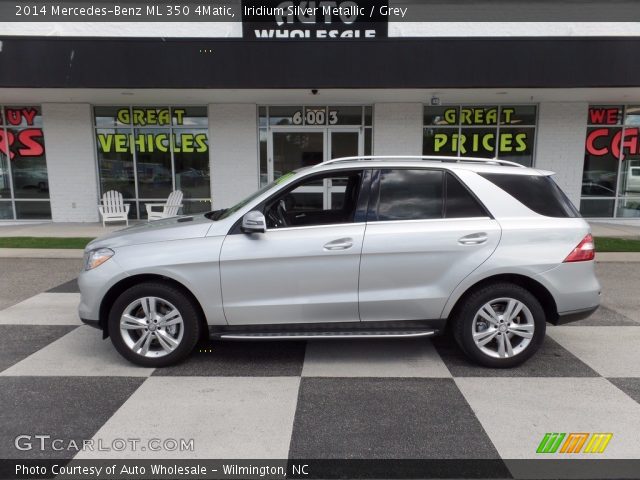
[479, 173, 580, 218]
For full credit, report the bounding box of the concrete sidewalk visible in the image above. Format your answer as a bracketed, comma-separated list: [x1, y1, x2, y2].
[590, 221, 640, 239]
[0, 222, 133, 238]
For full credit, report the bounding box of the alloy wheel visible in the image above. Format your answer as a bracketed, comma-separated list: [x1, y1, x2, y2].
[471, 297, 535, 359]
[119, 296, 184, 358]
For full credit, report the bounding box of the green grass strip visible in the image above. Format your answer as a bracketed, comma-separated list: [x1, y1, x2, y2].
[0, 237, 95, 249]
[594, 236, 640, 253]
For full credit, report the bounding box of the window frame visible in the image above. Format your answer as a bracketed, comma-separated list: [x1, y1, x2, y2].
[0, 105, 51, 220]
[367, 167, 492, 223]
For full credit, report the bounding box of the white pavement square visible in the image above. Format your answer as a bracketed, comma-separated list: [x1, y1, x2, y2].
[0, 326, 154, 377]
[0, 293, 82, 325]
[548, 327, 640, 377]
[76, 376, 301, 459]
[302, 339, 451, 377]
[456, 377, 640, 459]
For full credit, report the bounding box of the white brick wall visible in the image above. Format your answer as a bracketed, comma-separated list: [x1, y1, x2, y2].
[42, 103, 99, 222]
[373, 103, 423, 156]
[535, 102, 588, 207]
[209, 104, 259, 209]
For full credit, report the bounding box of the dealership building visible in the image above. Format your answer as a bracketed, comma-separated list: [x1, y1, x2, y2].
[2, 11, 640, 223]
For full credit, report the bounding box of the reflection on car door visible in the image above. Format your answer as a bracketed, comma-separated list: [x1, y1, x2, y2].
[219, 170, 368, 325]
[359, 169, 501, 322]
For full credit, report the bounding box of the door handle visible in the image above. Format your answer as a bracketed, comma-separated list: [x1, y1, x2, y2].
[458, 232, 488, 245]
[324, 238, 354, 251]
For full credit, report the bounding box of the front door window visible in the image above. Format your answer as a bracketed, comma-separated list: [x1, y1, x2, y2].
[264, 170, 364, 230]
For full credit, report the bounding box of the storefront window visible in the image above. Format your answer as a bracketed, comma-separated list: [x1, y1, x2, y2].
[0, 106, 51, 220]
[581, 105, 640, 218]
[94, 106, 210, 218]
[423, 105, 538, 166]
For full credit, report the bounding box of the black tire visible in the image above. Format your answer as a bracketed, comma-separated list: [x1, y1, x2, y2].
[108, 282, 201, 367]
[452, 282, 546, 368]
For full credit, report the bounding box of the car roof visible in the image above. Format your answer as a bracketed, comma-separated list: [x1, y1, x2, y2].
[305, 156, 554, 176]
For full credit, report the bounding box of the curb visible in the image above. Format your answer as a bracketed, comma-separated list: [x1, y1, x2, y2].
[0, 248, 85, 259]
[596, 252, 640, 263]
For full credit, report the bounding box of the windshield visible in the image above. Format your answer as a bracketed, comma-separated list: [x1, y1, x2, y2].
[208, 171, 297, 221]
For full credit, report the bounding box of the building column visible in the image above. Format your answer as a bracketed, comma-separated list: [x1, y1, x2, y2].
[373, 103, 423, 156]
[208, 104, 258, 209]
[535, 102, 588, 208]
[42, 103, 99, 222]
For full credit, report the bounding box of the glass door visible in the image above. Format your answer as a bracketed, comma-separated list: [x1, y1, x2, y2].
[327, 129, 361, 209]
[269, 128, 362, 211]
[271, 130, 325, 211]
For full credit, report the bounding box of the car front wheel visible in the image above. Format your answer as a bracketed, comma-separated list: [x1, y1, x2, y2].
[108, 282, 201, 367]
[453, 283, 546, 368]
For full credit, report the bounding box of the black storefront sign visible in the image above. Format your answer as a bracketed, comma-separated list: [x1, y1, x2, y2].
[242, 0, 388, 40]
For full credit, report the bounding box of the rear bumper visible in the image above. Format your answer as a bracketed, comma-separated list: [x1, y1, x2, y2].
[553, 305, 600, 325]
[535, 261, 601, 316]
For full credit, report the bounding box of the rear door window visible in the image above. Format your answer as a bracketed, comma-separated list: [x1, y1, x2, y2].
[479, 173, 579, 218]
[374, 169, 444, 221]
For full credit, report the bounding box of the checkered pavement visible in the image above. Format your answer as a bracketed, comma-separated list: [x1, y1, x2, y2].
[1, 274, 640, 467]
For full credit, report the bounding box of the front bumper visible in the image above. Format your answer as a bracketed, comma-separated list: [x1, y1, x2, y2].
[80, 317, 101, 329]
[77, 255, 128, 328]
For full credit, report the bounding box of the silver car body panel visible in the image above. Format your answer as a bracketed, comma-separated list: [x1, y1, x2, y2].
[220, 223, 365, 325]
[359, 217, 500, 321]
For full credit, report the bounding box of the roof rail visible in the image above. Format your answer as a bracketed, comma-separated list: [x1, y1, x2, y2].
[317, 155, 526, 168]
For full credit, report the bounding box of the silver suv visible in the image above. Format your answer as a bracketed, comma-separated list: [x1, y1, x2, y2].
[79, 156, 600, 368]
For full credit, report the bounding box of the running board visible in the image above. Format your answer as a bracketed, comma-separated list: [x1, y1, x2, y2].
[216, 329, 437, 341]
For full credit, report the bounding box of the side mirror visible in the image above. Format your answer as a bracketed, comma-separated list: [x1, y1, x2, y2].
[241, 211, 266, 233]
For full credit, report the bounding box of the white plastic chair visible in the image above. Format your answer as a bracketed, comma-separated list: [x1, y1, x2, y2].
[145, 190, 183, 221]
[98, 190, 130, 227]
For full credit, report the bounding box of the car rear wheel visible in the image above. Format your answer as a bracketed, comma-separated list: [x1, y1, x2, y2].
[452, 283, 546, 368]
[108, 282, 201, 367]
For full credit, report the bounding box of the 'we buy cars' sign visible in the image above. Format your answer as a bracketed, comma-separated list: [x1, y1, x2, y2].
[0, 107, 45, 159]
[242, 0, 388, 40]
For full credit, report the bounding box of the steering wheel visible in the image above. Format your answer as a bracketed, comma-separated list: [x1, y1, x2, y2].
[267, 199, 288, 228]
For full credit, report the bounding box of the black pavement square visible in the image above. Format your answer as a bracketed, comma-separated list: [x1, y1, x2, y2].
[608, 378, 640, 405]
[432, 334, 599, 377]
[562, 305, 639, 326]
[289, 377, 501, 459]
[47, 278, 80, 294]
[0, 376, 145, 459]
[0, 325, 77, 373]
[153, 339, 306, 376]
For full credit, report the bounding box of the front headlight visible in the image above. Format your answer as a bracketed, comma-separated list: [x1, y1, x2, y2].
[84, 248, 115, 271]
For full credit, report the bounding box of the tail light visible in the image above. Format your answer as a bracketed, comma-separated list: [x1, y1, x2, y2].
[564, 234, 595, 262]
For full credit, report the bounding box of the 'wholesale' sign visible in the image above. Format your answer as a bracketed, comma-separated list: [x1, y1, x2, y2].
[242, 0, 388, 40]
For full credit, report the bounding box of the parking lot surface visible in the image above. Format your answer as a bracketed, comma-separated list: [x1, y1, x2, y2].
[1, 259, 639, 466]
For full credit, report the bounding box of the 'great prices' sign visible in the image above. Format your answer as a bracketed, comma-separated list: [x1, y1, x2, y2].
[425, 106, 535, 157]
[0, 107, 45, 159]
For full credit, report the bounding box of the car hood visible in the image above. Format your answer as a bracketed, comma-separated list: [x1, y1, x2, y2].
[86, 214, 215, 250]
